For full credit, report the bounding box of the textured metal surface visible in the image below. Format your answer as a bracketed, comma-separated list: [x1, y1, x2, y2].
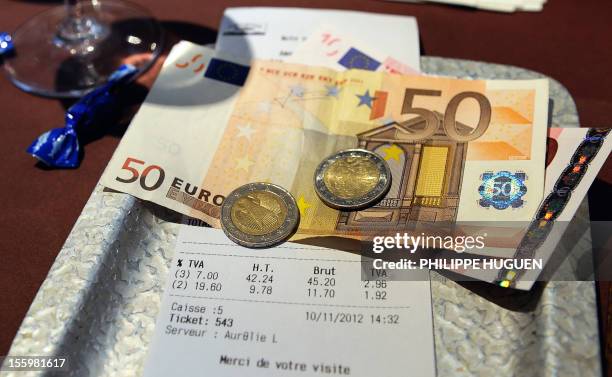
[314, 149, 392, 210]
[4, 57, 599, 377]
[221, 182, 299, 248]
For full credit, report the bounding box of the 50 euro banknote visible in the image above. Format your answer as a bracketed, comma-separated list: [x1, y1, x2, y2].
[101, 41, 549, 241]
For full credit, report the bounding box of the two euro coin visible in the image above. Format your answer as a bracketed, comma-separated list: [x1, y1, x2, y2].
[314, 149, 392, 210]
[221, 182, 299, 248]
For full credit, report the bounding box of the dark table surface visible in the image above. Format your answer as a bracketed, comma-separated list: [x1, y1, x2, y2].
[1, 0, 611, 374]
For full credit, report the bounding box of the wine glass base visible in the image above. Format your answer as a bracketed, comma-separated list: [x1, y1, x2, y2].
[2, 0, 163, 98]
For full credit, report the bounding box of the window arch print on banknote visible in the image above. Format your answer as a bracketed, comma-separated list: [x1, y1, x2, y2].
[335, 112, 470, 232]
[495, 128, 611, 288]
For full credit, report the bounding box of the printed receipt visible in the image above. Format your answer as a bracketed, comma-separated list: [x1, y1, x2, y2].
[143, 226, 436, 376]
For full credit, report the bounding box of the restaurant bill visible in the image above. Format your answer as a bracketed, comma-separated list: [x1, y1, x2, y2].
[141, 226, 436, 376]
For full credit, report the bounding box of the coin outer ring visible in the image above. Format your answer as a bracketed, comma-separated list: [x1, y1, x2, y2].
[221, 182, 300, 248]
[313, 149, 392, 210]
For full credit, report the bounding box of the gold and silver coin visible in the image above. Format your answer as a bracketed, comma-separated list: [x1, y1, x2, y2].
[314, 149, 391, 210]
[221, 182, 300, 248]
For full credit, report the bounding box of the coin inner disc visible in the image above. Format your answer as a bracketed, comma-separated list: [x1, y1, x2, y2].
[230, 190, 288, 236]
[322, 156, 381, 199]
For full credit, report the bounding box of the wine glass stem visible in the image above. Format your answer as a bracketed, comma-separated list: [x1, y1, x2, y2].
[57, 0, 107, 47]
[66, 0, 84, 21]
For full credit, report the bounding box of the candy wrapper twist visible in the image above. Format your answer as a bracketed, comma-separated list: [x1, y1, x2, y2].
[26, 64, 138, 168]
[0, 32, 14, 55]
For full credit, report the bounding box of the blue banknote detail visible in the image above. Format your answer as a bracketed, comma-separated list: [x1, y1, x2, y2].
[337, 48, 381, 71]
[204, 58, 250, 86]
[478, 171, 527, 210]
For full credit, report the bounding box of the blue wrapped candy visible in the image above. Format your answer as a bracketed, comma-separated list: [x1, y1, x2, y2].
[0, 32, 14, 55]
[27, 64, 138, 168]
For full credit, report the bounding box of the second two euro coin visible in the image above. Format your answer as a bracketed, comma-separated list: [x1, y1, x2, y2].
[314, 149, 392, 210]
[221, 182, 300, 248]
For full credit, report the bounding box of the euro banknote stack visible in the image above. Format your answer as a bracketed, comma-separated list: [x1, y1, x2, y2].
[100, 8, 610, 290]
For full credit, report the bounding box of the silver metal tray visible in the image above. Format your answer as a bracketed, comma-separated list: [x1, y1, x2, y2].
[4, 57, 601, 377]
